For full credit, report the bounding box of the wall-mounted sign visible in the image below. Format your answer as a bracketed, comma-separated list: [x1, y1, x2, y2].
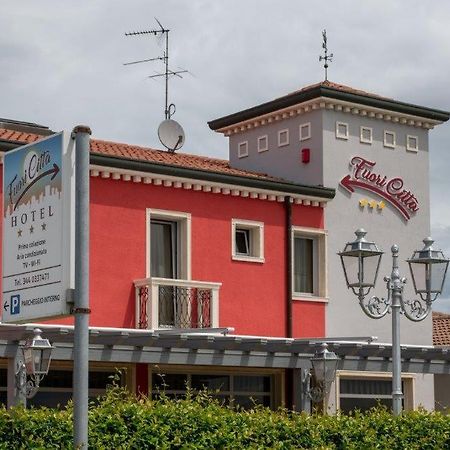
[340, 156, 419, 220]
[2, 132, 75, 323]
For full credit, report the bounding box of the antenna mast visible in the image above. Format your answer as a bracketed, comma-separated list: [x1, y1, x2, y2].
[124, 18, 187, 120]
[319, 29, 333, 81]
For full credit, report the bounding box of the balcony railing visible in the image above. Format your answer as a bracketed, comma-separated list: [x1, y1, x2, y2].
[134, 277, 221, 330]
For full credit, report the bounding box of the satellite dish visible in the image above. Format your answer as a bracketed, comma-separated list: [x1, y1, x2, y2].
[158, 119, 185, 152]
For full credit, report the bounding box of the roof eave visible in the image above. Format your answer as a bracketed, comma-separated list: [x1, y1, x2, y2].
[90, 153, 336, 200]
[208, 85, 450, 130]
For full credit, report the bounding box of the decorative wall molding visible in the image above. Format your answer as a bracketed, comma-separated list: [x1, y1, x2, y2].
[89, 164, 330, 208]
[221, 96, 440, 136]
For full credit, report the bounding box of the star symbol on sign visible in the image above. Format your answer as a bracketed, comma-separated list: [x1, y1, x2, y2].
[17, 229, 22, 237]
[29, 225, 34, 234]
[41, 223, 47, 231]
[378, 201, 386, 210]
[368, 200, 377, 209]
[359, 199, 368, 207]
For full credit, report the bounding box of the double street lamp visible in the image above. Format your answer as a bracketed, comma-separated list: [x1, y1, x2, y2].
[339, 229, 449, 415]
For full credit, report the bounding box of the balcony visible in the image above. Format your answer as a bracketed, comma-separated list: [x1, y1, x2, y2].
[134, 277, 221, 330]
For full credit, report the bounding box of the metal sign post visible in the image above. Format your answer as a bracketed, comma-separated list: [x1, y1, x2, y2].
[73, 126, 91, 449]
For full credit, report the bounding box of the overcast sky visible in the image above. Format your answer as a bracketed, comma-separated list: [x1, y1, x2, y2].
[2, 1, 450, 311]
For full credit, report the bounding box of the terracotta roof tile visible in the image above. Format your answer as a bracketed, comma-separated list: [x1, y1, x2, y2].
[0, 128, 283, 182]
[433, 311, 450, 346]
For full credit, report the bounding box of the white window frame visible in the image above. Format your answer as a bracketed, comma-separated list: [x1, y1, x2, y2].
[146, 209, 191, 279]
[360, 126, 373, 144]
[232, 219, 264, 263]
[336, 122, 349, 140]
[335, 371, 415, 412]
[291, 226, 327, 301]
[257, 135, 269, 153]
[406, 135, 419, 152]
[299, 122, 311, 141]
[384, 130, 396, 148]
[278, 129, 289, 147]
[238, 141, 249, 158]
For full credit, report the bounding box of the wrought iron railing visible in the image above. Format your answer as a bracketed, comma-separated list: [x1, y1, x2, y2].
[134, 278, 221, 330]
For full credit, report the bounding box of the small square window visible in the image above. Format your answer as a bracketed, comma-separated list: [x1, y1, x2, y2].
[360, 126, 373, 144]
[278, 129, 289, 147]
[238, 141, 248, 158]
[232, 219, 264, 263]
[336, 122, 349, 140]
[384, 131, 396, 148]
[406, 135, 418, 152]
[257, 135, 269, 153]
[299, 122, 311, 141]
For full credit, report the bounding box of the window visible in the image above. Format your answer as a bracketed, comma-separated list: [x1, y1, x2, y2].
[336, 372, 414, 413]
[232, 219, 264, 263]
[360, 126, 373, 144]
[150, 368, 278, 410]
[406, 135, 418, 152]
[278, 129, 289, 147]
[384, 131, 396, 148]
[292, 227, 327, 299]
[147, 209, 191, 279]
[336, 122, 349, 140]
[238, 141, 248, 158]
[299, 122, 311, 141]
[257, 135, 269, 152]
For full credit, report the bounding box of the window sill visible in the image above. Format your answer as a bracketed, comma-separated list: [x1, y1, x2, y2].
[232, 255, 265, 264]
[292, 294, 329, 303]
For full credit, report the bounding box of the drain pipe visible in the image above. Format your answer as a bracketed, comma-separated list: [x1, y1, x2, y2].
[285, 196, 293, 338]
[285, 196, 293, 410]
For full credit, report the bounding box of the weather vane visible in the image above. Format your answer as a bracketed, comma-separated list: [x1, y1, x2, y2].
[319, 29, 333, 81]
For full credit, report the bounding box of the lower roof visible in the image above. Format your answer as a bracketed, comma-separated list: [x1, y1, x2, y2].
[1, 324, 448, 375]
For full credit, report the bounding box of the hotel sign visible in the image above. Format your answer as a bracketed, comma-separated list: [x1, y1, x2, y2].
[340, 156, 419, 220]
[2, 132, 75, 323]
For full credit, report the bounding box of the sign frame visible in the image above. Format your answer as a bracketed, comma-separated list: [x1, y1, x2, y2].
[2, 132, 75, 323]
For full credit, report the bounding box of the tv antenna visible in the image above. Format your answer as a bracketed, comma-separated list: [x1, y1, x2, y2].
[124, 18, 188, 121]
[319, 29, 333, 81]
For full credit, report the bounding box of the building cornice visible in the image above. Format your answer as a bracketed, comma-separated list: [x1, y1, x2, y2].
[89, 155, 334, 206]
[210, 90, 449, 135]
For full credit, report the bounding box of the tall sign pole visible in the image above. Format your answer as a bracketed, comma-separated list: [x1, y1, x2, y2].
[72, 126, 91, 448]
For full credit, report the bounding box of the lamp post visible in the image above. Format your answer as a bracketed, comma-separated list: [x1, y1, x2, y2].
[16, 328, 54, 399]
[339, 229, 449, 416]
[303, 343, 339, 404]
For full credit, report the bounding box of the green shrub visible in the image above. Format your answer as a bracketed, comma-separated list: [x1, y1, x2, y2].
[0, 387, 448, 449]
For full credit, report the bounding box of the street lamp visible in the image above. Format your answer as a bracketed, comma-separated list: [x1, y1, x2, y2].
[16, 328, 54, 399]
[339, 229, 449, 415]
[303, 343, 339, 403]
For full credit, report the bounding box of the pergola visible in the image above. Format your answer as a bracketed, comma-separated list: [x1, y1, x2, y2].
[2, 324, 449, 411]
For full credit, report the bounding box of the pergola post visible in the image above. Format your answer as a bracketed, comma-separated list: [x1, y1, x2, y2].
[7, 344, 26, 408]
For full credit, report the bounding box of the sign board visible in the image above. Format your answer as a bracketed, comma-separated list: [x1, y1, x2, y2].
[2, 132, 75, 322]
[340, 156, 419, 221]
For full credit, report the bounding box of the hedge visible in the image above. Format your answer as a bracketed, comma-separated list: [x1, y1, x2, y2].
[0, 386, 448, 449]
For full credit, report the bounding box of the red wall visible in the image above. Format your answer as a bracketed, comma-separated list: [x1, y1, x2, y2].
[2, 171, 325, 338]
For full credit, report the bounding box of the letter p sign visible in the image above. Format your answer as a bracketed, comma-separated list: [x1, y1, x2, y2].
[10, 295, 20, 315]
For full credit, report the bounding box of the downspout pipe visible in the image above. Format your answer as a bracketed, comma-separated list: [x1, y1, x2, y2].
[285, 196, 292, 338]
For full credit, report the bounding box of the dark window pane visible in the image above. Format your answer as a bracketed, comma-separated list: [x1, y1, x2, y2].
[89, 371, 118, 389]
[28, 391, 73, 409]
[153, 373, 188, 391]
[340, 379, 397, 396]
[0, 369, 7, 387]
[340, 397, 396, 413]
[234, 395, 271, 409]
[191, 374, 230, 391]
[294, 237, 314, 293]
[235, 229, 250, 255]
[234, 376, 270, 393]
[39, 370, 72, 388]
[151, 221, 176, 278]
